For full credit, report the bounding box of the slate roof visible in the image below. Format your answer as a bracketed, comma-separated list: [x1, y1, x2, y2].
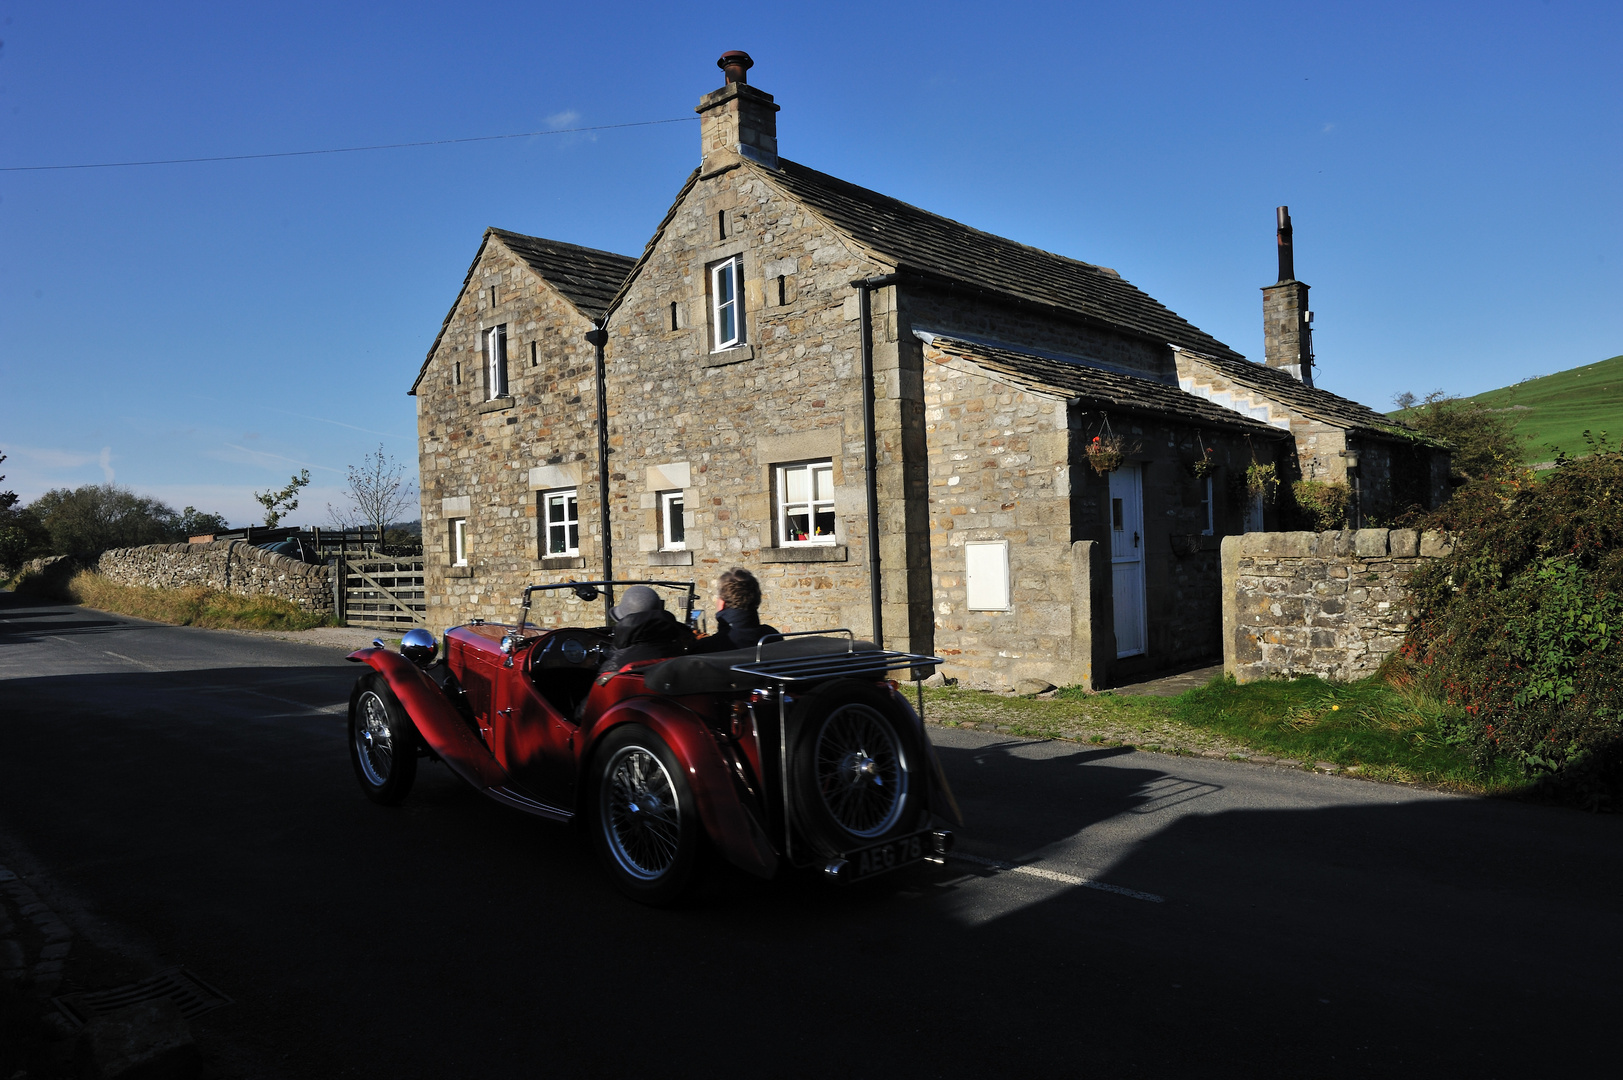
[922, 334, 1284, 436]
[1175, 347, 1436, 442]
[487, 229, 637, 320]
[409, 229, 637, 395]
[760, 158, 1247, 362]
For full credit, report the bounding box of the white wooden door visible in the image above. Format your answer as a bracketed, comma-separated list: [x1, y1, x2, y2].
[1109, 465, 1147, 658]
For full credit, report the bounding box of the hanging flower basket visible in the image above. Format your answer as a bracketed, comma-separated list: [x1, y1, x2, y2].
[1191, 447, 1217, 480]
[1245, 460, 1280, 505]
[1086, 434, 1126, 475]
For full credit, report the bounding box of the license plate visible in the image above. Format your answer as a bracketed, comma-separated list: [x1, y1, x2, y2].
[848, 832, 929, 881]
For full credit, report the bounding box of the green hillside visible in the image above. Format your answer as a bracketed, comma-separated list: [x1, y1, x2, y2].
[1394, 354, 1623, 464]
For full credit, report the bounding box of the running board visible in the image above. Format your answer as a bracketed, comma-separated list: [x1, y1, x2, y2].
[487, 786, 574, 822]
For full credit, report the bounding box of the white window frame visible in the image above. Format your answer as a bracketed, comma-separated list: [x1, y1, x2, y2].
[484, 324, 508, 400]
[450, 518, 468, 567]
[542, 489, 580, 557]
[659, 490, 686, 551]
[710, 257, 744, 352]
[776, 461, 836, 547]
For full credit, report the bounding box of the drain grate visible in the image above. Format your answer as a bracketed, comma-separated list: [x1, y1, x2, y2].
[53, 967, 233, 1027]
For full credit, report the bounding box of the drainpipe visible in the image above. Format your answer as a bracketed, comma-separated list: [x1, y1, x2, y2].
[585, 323, 614, 625]
[851, 273, 900, 648]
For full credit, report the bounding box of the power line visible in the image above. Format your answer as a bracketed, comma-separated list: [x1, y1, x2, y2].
[0, 116, 698, 173]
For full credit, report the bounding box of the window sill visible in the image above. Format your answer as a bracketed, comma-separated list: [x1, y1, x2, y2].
[648, 550, 693, 566]
[761, 545, 847, 563]
[703, 344, 754, 368]
[478, 396, 515, 414]
[538, 555, 585, 570]
[446, 565, 474, 578]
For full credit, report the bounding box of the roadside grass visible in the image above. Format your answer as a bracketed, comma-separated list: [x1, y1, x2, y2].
[924, 673, 1527, 795]
[11, 568, 337, 632]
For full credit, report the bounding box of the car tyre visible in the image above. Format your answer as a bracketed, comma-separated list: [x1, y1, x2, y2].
[349, 674, 419, 805]
[591, 725, 700, 905]
[790, 679, 922, 855]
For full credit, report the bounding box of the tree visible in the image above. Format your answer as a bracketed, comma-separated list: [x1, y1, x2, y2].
[1393, 389, 1526, 484]
[27, 484, 182, 557]
[335, 446, 415, 542]
[0, 452, 50, 573]
[177, 506, 231, 538]
[254, 469, 310, 528]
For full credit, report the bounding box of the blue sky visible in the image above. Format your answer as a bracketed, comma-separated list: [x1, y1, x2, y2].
[2, 1, 1618, 525]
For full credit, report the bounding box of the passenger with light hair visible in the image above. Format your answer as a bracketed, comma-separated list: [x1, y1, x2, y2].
[695, 567, 780, 653]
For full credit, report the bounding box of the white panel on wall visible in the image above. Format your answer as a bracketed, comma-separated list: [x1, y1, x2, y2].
[965, 541, 1010, 611]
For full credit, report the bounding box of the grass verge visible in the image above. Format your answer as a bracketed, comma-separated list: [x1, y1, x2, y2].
[923, 672, 1527, 796]
[11, 568, 337, 632]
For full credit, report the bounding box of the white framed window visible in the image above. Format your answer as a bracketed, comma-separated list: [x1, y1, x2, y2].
[965, 540, 1011, 611]
[1243, 488, 1265, 534]
[777, 461, 835, 546]
[450, 518, 468, 566]
[710, 257, 744, 351]
[542, 489, 579, 556]
[484, 324, 508, 399]
[659, 490, 686, 550]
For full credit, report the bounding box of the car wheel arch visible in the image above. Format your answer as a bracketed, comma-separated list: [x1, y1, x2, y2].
[582, 702, 777, 879]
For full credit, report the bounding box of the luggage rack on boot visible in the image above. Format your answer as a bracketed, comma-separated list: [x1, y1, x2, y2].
[728, 629, 941, 685]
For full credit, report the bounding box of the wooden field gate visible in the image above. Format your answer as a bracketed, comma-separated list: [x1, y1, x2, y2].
[339, 554, 426, 628]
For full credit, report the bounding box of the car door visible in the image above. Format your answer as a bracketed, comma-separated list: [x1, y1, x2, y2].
[488, 655, 578, 808]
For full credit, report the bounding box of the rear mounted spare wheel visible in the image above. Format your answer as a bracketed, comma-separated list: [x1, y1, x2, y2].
[790, 679, 922, 855]
[349, 674, 419, 805]
[591, 725, 701, 906]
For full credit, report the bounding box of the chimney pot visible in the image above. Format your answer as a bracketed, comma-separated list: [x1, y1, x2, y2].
[718, 50, 753, 85]
[1275, 205, 1295, 284]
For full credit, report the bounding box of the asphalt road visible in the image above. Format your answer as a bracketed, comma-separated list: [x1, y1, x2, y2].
[1, 592, 1619, 1078]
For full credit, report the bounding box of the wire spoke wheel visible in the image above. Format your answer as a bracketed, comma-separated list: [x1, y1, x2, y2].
[355, 690, 397, 786]
[347, 675, 417, 805]
[601, 744, 684, 881]
[812, 703, 908, 839]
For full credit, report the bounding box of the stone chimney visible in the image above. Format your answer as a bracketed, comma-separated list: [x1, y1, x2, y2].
[1261, 206, 1314, 386]
[697, 50, 779, 172]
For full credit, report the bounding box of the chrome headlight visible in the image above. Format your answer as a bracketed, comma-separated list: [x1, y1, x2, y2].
[400, 628, 437, 666]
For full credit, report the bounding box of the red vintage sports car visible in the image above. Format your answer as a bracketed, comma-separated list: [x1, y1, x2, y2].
[345, 580, 959, 904]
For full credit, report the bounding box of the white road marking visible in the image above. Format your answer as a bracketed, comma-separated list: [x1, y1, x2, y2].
[949, 852, 1165, 903]
[103, 650, 159, 670]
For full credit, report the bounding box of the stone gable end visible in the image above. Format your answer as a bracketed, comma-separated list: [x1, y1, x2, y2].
[416, 235, 608, 624]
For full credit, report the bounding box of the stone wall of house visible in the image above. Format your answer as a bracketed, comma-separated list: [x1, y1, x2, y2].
[921, 350, 1073, 690]
[1221, 528, 1452, 683]
[906, 287, 1175, 382]
[93, 543, 334, 614]
[602, 163, 892, 638]
[414, 234, 607, 630]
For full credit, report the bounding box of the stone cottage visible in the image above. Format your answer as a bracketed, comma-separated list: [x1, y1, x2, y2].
[410, 51, 1449, 690]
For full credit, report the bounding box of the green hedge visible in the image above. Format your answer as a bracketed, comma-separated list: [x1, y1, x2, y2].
[1404, 443, 1623, 807]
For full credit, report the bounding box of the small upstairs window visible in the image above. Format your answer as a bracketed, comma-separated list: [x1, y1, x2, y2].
[484, 325, 508, 399]
[710, 257, 744, 352]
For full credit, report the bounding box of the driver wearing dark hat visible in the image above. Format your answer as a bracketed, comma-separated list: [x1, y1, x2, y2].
[600, 585, 696, 672]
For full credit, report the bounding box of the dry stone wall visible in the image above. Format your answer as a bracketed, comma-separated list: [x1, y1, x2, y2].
[1222, 528, 1451, 683]
[94, 543, 333, 614]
